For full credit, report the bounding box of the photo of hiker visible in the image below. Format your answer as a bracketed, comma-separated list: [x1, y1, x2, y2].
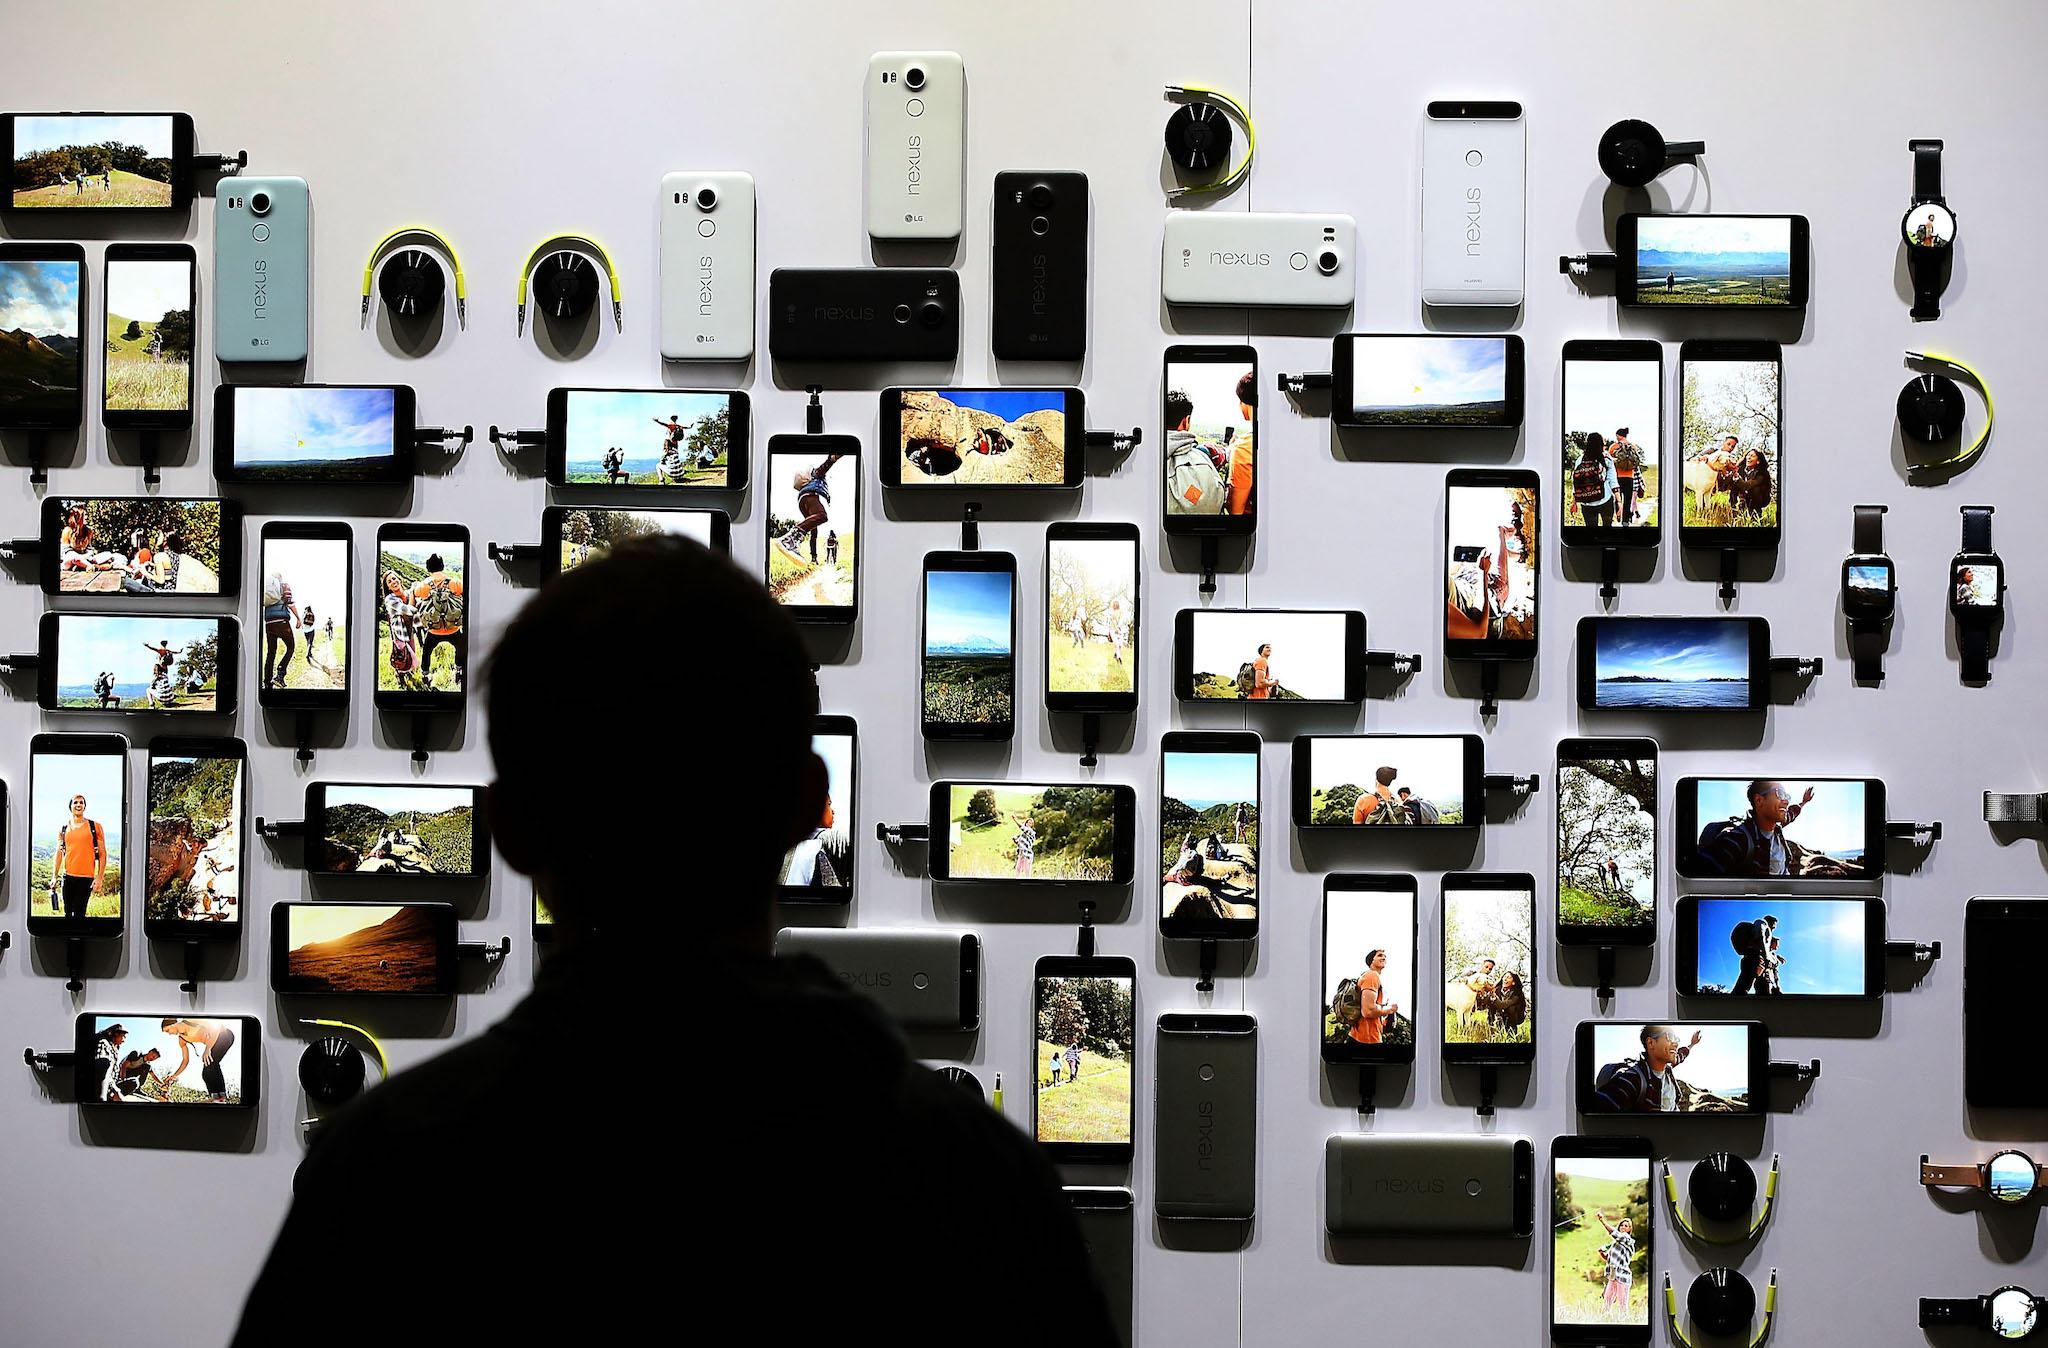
[561, 390, 733, 487]
[923, 567, 1013, 726]
[780, 729, 852, 891]
[261, 535, 348, 694]
[1588, 1023, 1751, 1114]
[1185, 610, 1347, 701]
[103, 256, 193, 412]
[1556, 754, 1656, 937]
[1047, 534, 1135, 698]
[1033, 975, 1135, 1145]
[1681, 357, 1779, 530]
[1304, 736, 1467, 826]
[1689, 779, 1871, 879]
[280, 905, 444, 994]
[52, 614, 221, 712]
[10, 115, 176, 208]
[1442, 885, 1534, 1047]
[1346, 336, 1509, 426]
[767, 448, 856, 610]
[88, 1016, 245, 1104]
[1552, 1155, 1652, 1328]
[314, 784, 479, 876]
[1907, 207, 1956, 248]
[29, 752, 124, 922]
[1634, 216, 1794, 305]
[0, 255, 82, 419]
[1322, 885, 1415, 1049]
[1163, 358, 1255, 520]
[1590, 618, 1754, 710]
[1445, 481, 1537, 644]
[376, 538, 465, 695]
[1563, 360, 1660, 529]
[55, 498, 222, 595]
[1691, 898, 1871, 996]
[556, 508, 719, 575]
[947, 784, 1119, 882]
[893, 388, 1069, 485]
[1161, 747, 1259, 922]
[228, 385, 400, 482]
[146, 750, 242, 927]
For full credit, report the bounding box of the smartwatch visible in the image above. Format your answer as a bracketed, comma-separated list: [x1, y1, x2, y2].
[1950, 505, 2003, 683]
[1922, 1150, 2045, 1204]
[1841, 504, 1895, 682]
[1986, 792, 2048, 825]
[1903, 137, 1955, 320]
[1920, 1288, 2042, 1339]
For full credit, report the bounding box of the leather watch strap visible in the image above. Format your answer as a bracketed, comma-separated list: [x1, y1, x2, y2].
[1963, 504, 1993, 552]
[1921, 1161, 1984, 1188]
[1851, 626, 1886, 683]
[1985, 793, 2047, 824]
[1911, 138, 1946, 204]
[1853, 504, 1885, 554]
[1962, 624, 1991, 682]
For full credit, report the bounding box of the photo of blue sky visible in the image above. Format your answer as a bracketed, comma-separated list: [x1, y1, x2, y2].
[1637, 216, 1790, 263]
[1595, 620, 1750, 681]
[1693, 898, 1869, 994]
[1350, 337, 1506, 410]
[17, 115, 172, 158]
[564, 390, 727, 467]
[1164, 750, 1257, 810]
[919, 388, 1064, 423]
[0, 259, 80, 338]
[232, 386, 395, 465]
[925, 569, 1013, 655]
[1691, 779, 1868, 858]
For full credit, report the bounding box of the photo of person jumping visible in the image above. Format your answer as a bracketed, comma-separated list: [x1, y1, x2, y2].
[767, 448, 857, 610]
[558, 390, 734, 487]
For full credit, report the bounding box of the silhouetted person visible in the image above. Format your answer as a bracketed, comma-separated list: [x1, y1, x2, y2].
[233, 537, 1113, 1344]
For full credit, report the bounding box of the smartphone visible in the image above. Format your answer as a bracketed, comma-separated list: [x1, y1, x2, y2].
[1065, 1188, 1135, 1347]
[1550, 1134, 1654, 1344]
[921, 550, 1015, 739]
[1555, 738, 1658, 948]
[1676, 896, 1885, 999]
[3, 112, 195, 211]
[779, 715, 856, 903]
[1331, 334, 1524, 429]
[766, 435, 860, 624]
[544, 387, 750, 491]
[373, 523, 468, 712]
[767, 269, 960, 362]
[1966, 898, 2048, 1108]
[1678, 340, 1782, 549]
[1617, 214, 1809, 308]
[1033, 953, 1137, 1163]
[257, 521, 351, 713]
[992, 170, 1087, 361]
[1161, 213, 1354, 308]
[1561, 340, 1662, 549]
[1155, 1013, 1258, 1221]
[1577, 616, 1771, 712]
[143, 736, 245, 941]
[1163, 344, 1257, 534]
[1173, 608, 1365, 704]
[77, 1013, 258, 1107]
[1046, 523, 1138, 715]
[1292, 734, 1483, 829]
[302, 781, 489, 879]
[1159, 732, 1260, 941]
[1675, 776, 1886, 880]
[879, 387, 1085, 489]
[929, 781, 1136, 886]
[1575, 1020, 1767, 1116]
[1441, 873, 1537, 1066]
[101, 243, 196, 428]
[42, 496, 238, 597]
[1445, 467, 1540, 663]
[774, 928, 977, 1030]
[0, 242, 84, 429]
[28, 733, 127, 939]
[1420, 101, 1525, 307]
[659, 170, 754, 361]
[270, 901, 456, 995]
[544, 504, 729, 579]
[213, 384, 417, 485]
[865, 51, 965, 241]
[1326, 1134, 1535, 1237]
[40, 612, 237, 715]
[1321, 874, 1419, 1066]
[215, 177, 309, 362]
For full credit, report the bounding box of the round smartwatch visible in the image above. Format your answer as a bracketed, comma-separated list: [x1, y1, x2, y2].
[1921, 1287, 2042, 1339]
[1903, 137, 1955, 320]
[1842, 504, 1896, 682]
[1923, 1150, 2045, 1204]
[1950, 505, 2004, 683]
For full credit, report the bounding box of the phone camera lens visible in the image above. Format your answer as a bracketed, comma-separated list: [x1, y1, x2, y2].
[695, 186, 717, 211]
[893, 303, 912, 324]
[919, 300, 945, 329]
[249, 191, 272, 216]
[1028, 183, 1054, 209]
[904, 66, 926, 91]
[1317, 250, 1340, 275]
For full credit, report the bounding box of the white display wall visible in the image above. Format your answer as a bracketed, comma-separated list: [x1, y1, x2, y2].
[4, 3, 2045, 1343]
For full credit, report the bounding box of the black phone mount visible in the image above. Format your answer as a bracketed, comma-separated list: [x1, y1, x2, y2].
[0, 537, 38, 559]
[1075, 900, 1097, 958]
[487, 540, 543, 565]
[1595, 946, 1618, 1006]
[177, 939, 206, 994]
[1482, 771, 1541, 801]
[961, 500, 981, 551]
[1079, 712, 1102, 768]
[1717, 548, 1740, 603]
[25, 431, 49, 485]
[414, 425, 474, 460]
[1886, 819, 1942, 846]
[63, 936, 86, 993]
[1276, 370, 1333, 397]
[1767, 655, 1823, 680]
[1364, 648, 1423, 680]
[1476, 661, 1503, 719]
[1767, 1058, 1822, 1084]
[23, 1045, 77, 1075]
[138, 428, 162, 486]
[254, 816, 305, 840]
[1558, 252, 1617, 282]
[488, 425, 545, 458]
[1475, 1063, 1500, 1118]
[291, 711, 317, 765]
[804, 385, 825, 435]
[1886, 937, 1942, 963]
[1198, 537, 1218, 596]
[1355, 1065, 1378, 1118]
[409, 713, 432, 765]
[1599, 547, 1621, 602]
[192, 149, 248, 179]
[0, 652, 38, 672]
[1196, 938, 1218, 995]
[457, 936, 512, 965]
[1083, 427, 1142, 456]
[875, 821, 930, 846]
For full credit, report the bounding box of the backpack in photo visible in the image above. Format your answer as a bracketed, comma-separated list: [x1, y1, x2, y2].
[1731, 919, 1765, 956]
[1572, 456, 1608, 503]
[1408, 798, 1442, 826]
[1234, 662, 1259, 697]
[413, 576, 464, 632]
[1332, 978, 1363, 1028]
[1168, 442, 1225, 515]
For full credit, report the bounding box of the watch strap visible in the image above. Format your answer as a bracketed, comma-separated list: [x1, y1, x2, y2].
[1984, 792, 2047, 824]
[1921, 1161, 1985, 1188]
[1961, 623, 1991, 682]
[1963, 505, 1993, 552]
[1911, 138, 1946, 205]
[1918, 1296, 1981, 1329]
[1853, 504, 1886, 554]
[1851, 624, 1886, 682]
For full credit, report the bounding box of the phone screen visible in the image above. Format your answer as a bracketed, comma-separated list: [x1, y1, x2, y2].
[1160, 739, 1259, 934]
[1034, 969, 1136, 1148]
[30, 740, 126, 929]
[943, 783, 1124, 883]
[1562, 348, 1660, 538]
[922, 560, 1014, 734]
[1300, 735, 1472, 827]
[260, 529, 350, 699]
[146, 745, 243, 931]
[1685, 898, 1874, 996]
[275, 903, 451, 994]
[554, 507, 724, 574]
[102, 250, 194, 418]
[1632, 216, 1797, 306]
[1340, 335, 1518, 427]
[780, 720, 854, 900]
[8, 115, 180, 208]
[562, 389, 738, 488]
[891, 387, 1073, 486]
[83, 1015, 254, 1106]
[1582, 617, 1761, 711]
[1680, 777, 1875, 880]
[1551, 1145, 1652, 1335]
[1322, 877, 1417, 1060]
[1445, 475, 1538, 655]
[1181, 609, 1355, 703]
[376, 530, 467, 699]
[53, 497, 224, 596]
[1556, 743, 1656, 945]
[51, 613, 227, 713]
[0, 249, 82, 424]
[311, 784, 482, 877]
[1046, 529, 1137, 708]
[226, 386, 401, 482]
[1582, 1022, 1756, 1114]
[1680, 352, 1781, 534]
[1441, 878, 1535, 1054]
[1967, 900, 2048, 1107]
[1163, 346, 1256, 530]
[767, 441, 859, 616]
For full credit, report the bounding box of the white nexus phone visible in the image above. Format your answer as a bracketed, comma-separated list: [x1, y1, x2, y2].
[1421, 101, 1525, 308]
[660, 171, 754, 360]
[865, 51, 964, 242]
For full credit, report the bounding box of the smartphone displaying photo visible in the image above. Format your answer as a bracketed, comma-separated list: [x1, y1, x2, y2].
[270, 902, 456, 995]
[930, 781, 1135, 885]
[1679, 340, 1782, 547]
[28, 733, 127, 938]
[79, 1014, 257, 1107]
[1160, 732, 1259, 941]
[305, 782, 487, 878]
[258, 522, 351, 710]
[1033, 954, 1137, 1163]
[374, 524, 468, 710]
[1676, 776, 1884, 881]
[779, 715, 855, 903]
[1172, 608, 1365, 703]
[1163, 344, 1257, 534]
[1332, 334, 1523, 429]
[5, 114, 194, 210]
[1676, 897, 1884, 999]
[44, 496, 235, 597]
[879, 387, 1083, 488]
[766, 436, 859, 623]
[921, 551, 1015, 740]
[0, 242, 84, 428]
[1556, 738, 1657, 948]
[102, 243, 196, 426]
[42, 613, 235, 715]
[1576, 1021, 1764, 1116]
[543, 505, 729, 579]
[1967, 899, 2048, 1108]
[1620, 214, 1808, 307]
[1292, 734, 1480, 829]
[213, 384, 415, 484]
[144, 737, 245, 939]
[1441, 873, 1537, 1064]
[1561, 340, 1661, 548]
[1550, 1135, 1653, 1344]
[1577, 616, 1769, 712]
[1445, 468, 1539, 662]
[1321, 874, 1418, 1066]
[546, 388, 748, 490]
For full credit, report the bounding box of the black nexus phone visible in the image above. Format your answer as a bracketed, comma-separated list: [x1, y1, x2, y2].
[3, 113, 197, 212]
[766, 434, 860, 624]
[301, 781, 489, 880]
[1574, 1020, 1768, 1116]
[1616, 213, 1809, 308]
[1445, 467, 1540, 664]
[373, 522, 468, 712]
[1675, 775, 1886, 880]
[1163, 344, 1257, 534]
[1320, 873, 1419, 1067]
[921, 550, 1016, 740]
[928, 780, 1136, 886]
[1555, 738, 1658, 948]
[1550, 1134, 1654, 1344]
[1331, 333, 1524, 429]
[39, 612, 237, 715]
[773, 928, 977, 1030]
[269, 900, 457, 995]
[1046, 522, 1138, 715]
[212, 384, 417, 485]
[1159, 731, 1260, 941]
[28, 732, 128, 939]
[1173, 607, 1365, 704]
[542, 504, 730, 579]
[1441, 872, 1538, 1066]
[1967, 899, 2048, 1107]
[0, 241, 85, 429]
[77, 1012, 259, 1107]
[1677, 339, 1782, 550]
[879, 386, 1085, 489]
[257, 520, 351, 713]
[1065, 1188, 1135, 1347]
[1577, 616, 1771, 713]
[1675, 896, 1886, 999]
[1033, 953, 1137, 1164]
[767, 268, 960, 362]
[102, 242, 196, 429]
[42, 495, 238, 597]
[992, 170, 1088, 361]
[1560, 339, 1662, 550]
[543, 387, 749, 491]
[779, 715, 856, 903]
[143, 736, 245, 941]
[1292, 734, 1483, 830]
[1155, 1012, 1258, 1221]
[1325, 1134, 1535, 1237]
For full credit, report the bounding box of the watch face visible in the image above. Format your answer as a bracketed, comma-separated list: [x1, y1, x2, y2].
[1989, 1152, 2038, 1204]
[1991, 1287, 2037, 1338]
[1954, 557, 2003, 609]
[1843, 557, 1895, 618]
[1905, 203, 1956, 248]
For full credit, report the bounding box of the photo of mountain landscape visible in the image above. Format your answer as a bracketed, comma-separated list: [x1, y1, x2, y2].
[280, 905, 446, 993]
[0, 256, 82, 418]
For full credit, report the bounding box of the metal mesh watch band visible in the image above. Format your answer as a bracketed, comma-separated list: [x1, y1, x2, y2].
[1985, 792, 2046, 824]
